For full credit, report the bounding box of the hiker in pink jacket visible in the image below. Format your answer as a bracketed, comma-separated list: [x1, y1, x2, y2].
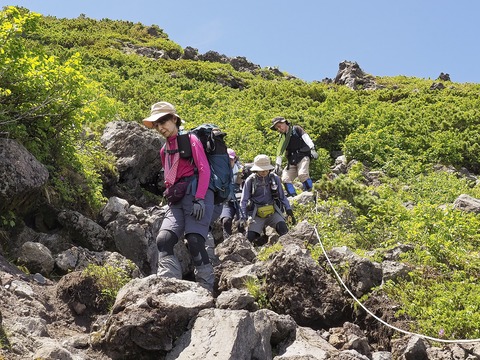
[143, 101, 214, 293]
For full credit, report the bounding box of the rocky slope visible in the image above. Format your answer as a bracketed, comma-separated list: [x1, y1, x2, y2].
[1, 122, 480, 359]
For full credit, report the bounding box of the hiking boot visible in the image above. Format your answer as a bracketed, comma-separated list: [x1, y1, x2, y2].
[284, 183, 297, 197]
[302, 178, 313, 191]
[157, 254, 182, 279]
[194, 263, 214, 293]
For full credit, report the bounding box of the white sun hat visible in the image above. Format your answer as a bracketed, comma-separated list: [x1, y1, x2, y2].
[250, 154, 275, 171]
[142, 101, 183, 128]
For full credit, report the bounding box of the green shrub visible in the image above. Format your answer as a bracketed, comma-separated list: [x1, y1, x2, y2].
[244, 277, 270, 309]
[257, 243, 283, 261]
[315, 174, 381, 216]
[0, 211, 16, 229]
[83, 263, 133, 309]
[0, 325, 10, 351]
[384, 276, 480, 339]
[1, 7, 119, 214]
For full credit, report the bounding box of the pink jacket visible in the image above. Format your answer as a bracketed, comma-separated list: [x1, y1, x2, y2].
[160, 134, 210, 199]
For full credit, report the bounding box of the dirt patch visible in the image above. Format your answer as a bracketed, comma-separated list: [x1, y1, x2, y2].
[353, 291, 412, 351]
[56, 271, 110, 325]
[0, 267, 110, 359]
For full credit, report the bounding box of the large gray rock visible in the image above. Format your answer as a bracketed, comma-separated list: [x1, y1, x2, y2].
[169, 308, 299, 360]
[98, 196, 129, 225]
[101, 121, 163, 184]
[100, 121, 164, 207]
[328, 322, 371, 358]
[17, 241, 54, 276]
[334, 60, 381, 90]
[33, 339, 75, 360]
[57, 210, 113, 252]
[106, 204, 170, 276]
[261, 244, 351, 329]
[55, 246, 141, 278]
[216, 232, 256, 263]
[215, 288, 257, 310]
[392, 335, 428, 360]
[328, 246, 383, 298]
[275, 326, 338, 359]
[167, 309, 260, 360]
[0, 139, 49, 214]
[96, 275, 214, 358]
[453, 194, 480, 214]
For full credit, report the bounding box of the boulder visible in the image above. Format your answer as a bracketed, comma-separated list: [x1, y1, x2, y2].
[0, 139, 49, 215]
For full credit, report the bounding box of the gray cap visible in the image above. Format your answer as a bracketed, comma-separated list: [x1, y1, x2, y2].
[270, 116, 287, 130]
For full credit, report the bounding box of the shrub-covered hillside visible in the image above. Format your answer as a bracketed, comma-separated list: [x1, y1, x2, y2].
[2, 5, 480, 341]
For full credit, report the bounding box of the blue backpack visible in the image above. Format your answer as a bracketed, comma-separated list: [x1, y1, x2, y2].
[179, 124, 234, 204]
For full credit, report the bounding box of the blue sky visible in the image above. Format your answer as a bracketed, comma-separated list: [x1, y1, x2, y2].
[5, 0, 480, 84]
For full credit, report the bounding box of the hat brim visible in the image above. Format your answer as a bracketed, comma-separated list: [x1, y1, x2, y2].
[250, 164, 274, 171]
[142, 112, 182, 128]
[270, 119, 286, 130]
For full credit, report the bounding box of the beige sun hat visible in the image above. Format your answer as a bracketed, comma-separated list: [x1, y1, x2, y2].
[142, 101, 182, 128]
[250, 154, 275, 171]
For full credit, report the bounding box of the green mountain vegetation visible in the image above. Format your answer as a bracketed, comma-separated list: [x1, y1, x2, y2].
[2, 5, 480, 341]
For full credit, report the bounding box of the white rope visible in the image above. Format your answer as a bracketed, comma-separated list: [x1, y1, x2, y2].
[312, 191, 480, 344]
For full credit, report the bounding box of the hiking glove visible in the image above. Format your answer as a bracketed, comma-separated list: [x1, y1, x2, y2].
[310, 149, 319, 160]
[191, 199, 205, 220]
[286, 209, 296, 225]
[275, 156, 282, 167]
[274, 156, 283, 176]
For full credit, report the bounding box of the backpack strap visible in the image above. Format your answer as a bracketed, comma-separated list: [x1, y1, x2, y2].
[250, 172, 278, 196]
[165, 149, 180, 154]
[250, 173, 259, 197]
[184, 134, 200, 195]
[269, 173, 285, 216]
